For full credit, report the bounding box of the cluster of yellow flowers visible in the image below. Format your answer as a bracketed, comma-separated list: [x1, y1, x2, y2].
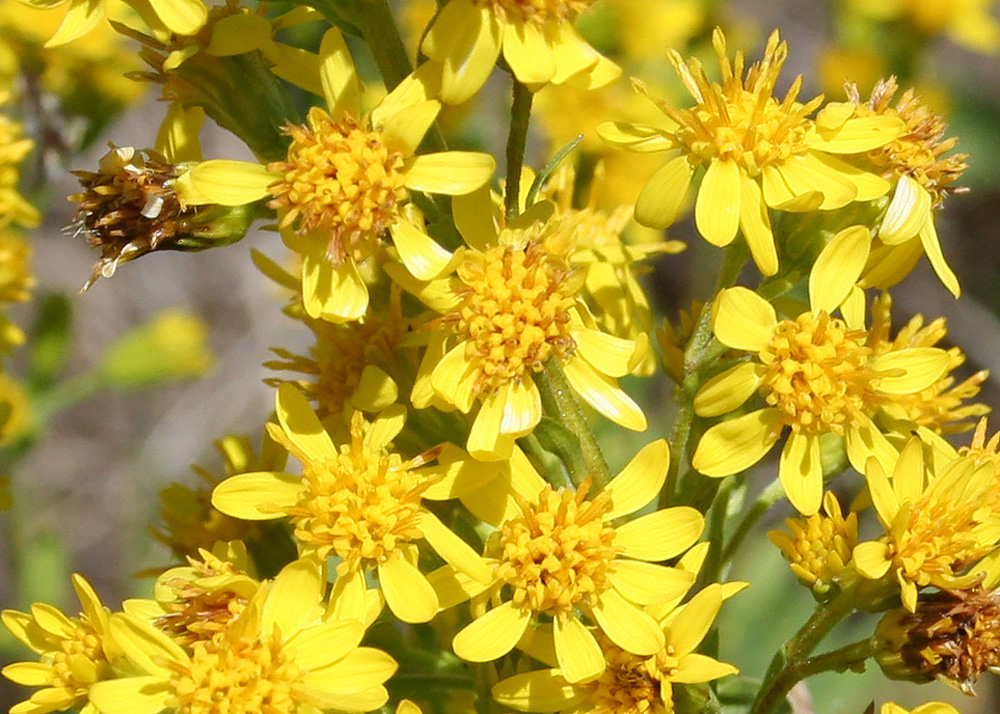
[2, 1, 999, 714]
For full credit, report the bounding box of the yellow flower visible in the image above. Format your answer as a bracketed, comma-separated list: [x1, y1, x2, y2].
[492, 584, 738, 713]
[0, 228, 33, 303]
[847, 0, 1000, 53]
[881, 704, 961, 714]
[823, 78, 969, 296]
[18, 0, 207, 47]
[211, 383, 492, 624]
[598, 29, 901, 276]
[396, 199, 649, 460]
[448, 440, 705, 684]
[2, 575, 119, 714]
[691, 274, 951, 515]
[89, 558, 398, 714]
[0, 97, 38, 230]
[853, 438, 999, 611]
[768, 492, 859, 595]
[420, 0, 620, 105]
[179, 28, 495, 323]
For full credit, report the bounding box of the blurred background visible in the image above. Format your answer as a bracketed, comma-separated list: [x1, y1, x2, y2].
[2, 0, 1000, 712]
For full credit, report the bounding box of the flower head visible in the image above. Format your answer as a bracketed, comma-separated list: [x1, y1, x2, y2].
[691, 282, 950, 515]
[212, 384, 491, 623]
[449, 440, 705, 684]
[2, 576, 119, 714]
[0, 98, 38, 230]
[599, 29, 900, 276]
[89, 558, 397, 714]
[421, 0, 619, 104]
[853, 438, 1000, 611]
[180, 30, 494, 322]
[18, 0, 207, 47]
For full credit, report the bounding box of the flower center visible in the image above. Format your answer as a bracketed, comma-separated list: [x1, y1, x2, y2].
[583, 641, 661, 714]
[170, 637, 305, 714]
[268, 108, 407, 264]
[447, 236, 577, 397]
[757, 311, 871, 436]
[50, 622, 109, 696]
[666, 32, 818, 176]
[492, 481, 617, 618]
[285, 414, 430, 574]
[155, 556, 252, 646]
[476, 0, 595, 25]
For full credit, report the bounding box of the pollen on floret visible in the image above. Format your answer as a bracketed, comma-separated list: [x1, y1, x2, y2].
[477, 0, 596, 25]
[769, 493, 858, 593]
[491, 479, 618, 618]
[155, 554, 252, 646]
[442, 232, 579, 397]
[268, 108, 408, 264]
[757, 311, 872, 436]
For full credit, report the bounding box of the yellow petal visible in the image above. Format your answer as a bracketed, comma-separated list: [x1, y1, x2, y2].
[738, 174, 776, 275]
[870, 347, 950, 394]
[148, 0, 207, 34]
[918, 219, 960, 297]
[810, 151, 890, 201]
[692, 408, 783, 477]
[841, 285, 867, 330]
[404, 152, 496, 195]
[390, 219, 454, 281]
[778, 433, 823, 516]
[467, 391, 517, 461]
[350, 366, 398, 411]
[609, 561, 695, 605]
[596, 122, 675, 153]
[426, 2, 501, 104]
[211, 471, 302, 520]
[561, 358, 647, 431]
[275, 382, 337, 461]
[452, 601, 531, 662]
[892, 437, 926, 506]
[181, 160, 277, 206]
[615, 507, 704, 561]
[319, 27, 361, 119]
[501, 20, 556, 84]
[553, 615, 604, 684]
[693, 362, 764, 418]
[591, 588, 664, 656]
[2, 663, 54, 687]
[694, 160, 741, 246]
[302, 648, 397, 696]
[670, 653, 739, 684]
[452, 184, 500, 249]
[155, 103, 204, 163]
[806, 115, 904, 153]
[634, 155, 694, 229]
[852, 541, 893, 579]
[327, 569, 370, 622]
[775, 154, 857, 211]
[430, 344, 479, 413]
[809, 225, 871, 313]
[205, 14, 270, 56]
[45, 0, 103, 47]
[286, 619, 366, 671]
[263, 557, 324, 638]
[500, 377, 542, 436]
[306, 257, 370, 322]
[492, 670, 585, 712]
[711, 287, 777, 352]
[879, 176, 931, 245]
[601, 439, 669, 520]
[665, 584, 723, 656]
[572, 329, 638, 379]
[844, 417, 897, 477]
[108, 614, 188, 676]
[426, 564, 492, 611]
[88, 677, 171, 714]
[417, 511, 492, 583]
[378, 557, 438, 623]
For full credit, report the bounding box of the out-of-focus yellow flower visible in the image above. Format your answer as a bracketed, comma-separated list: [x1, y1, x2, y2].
[691, 271, 951, 515]
[2, 575, 120, 714]
[0, 229, 34, 303]
[212, 384, 492, 624]
[89, 558, 398, 714]
[396, 194, 649, 460]
[179, 29, 494, 323]
[420, 0, 620, 104]
[0, 97, 37, 230]
[99, 309, 214, 389]
[604, 0, 706, 63]
[853, 438, 999, 611]
[0, 372, 31, 444]
[846, 0, 1000, 54]
[769, 492, 859, 595]
[447, 441, 705, 684]
[881, 704, 961, 714]
[599, 29, 901, 276]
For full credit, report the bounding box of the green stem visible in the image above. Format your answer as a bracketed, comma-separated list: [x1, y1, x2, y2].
[749, 589, 858, 714]
[722, 478, 785, 563]
[661, 244, 747, 508]
[536, 360, 611, 488]
[517, 432, 573, 488]
[701, 475, 737, 587]
[358, 0, 413, 91]
[751, 637, 875, 714]
[504, 80, 533, 222]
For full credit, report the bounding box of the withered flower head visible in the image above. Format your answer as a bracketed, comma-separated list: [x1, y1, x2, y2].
[70, 145, 189, 290]
[874, 587, 1000, 694]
